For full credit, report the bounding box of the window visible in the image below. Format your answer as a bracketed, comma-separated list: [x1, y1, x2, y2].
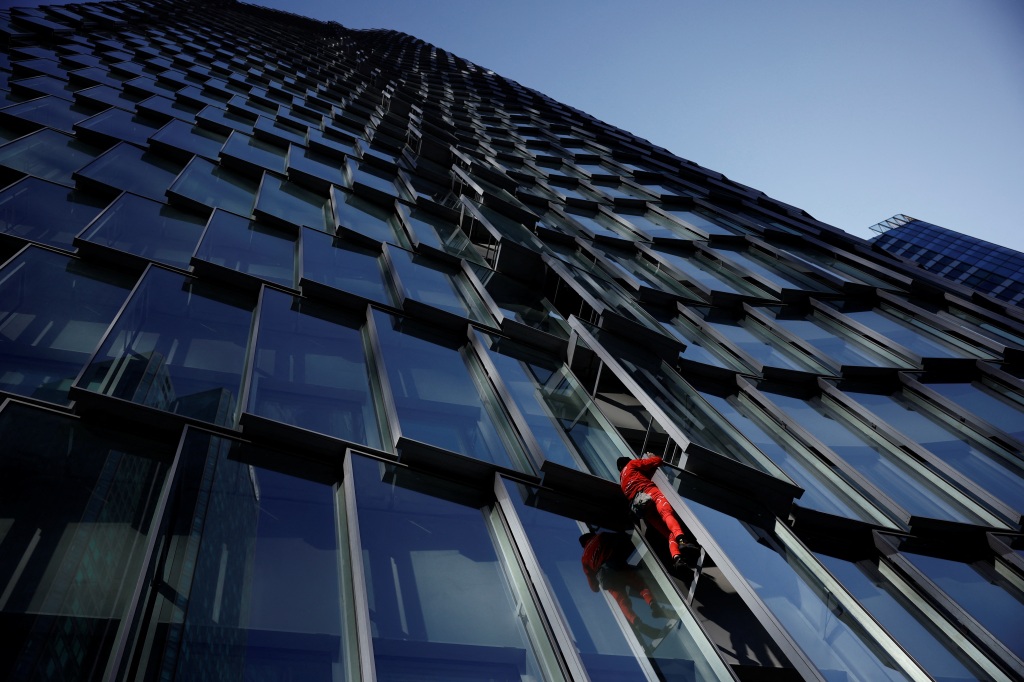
[75, 141, 185, 201]
[193, 209, 296, 287]
[0, 176, 108, 249]
[300, 227, 389, 305]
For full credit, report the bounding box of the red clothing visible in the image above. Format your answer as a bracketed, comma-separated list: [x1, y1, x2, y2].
[620, 456, 686, 559]
[580, 532, 655, 626]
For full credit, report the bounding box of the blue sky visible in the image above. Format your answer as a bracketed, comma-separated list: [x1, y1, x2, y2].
[15, 0, 1023, 250]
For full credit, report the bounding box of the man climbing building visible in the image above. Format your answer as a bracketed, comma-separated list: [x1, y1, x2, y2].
[617, 453, 700, 572]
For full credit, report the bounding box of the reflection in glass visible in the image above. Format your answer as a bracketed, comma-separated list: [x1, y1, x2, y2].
[154, 431, 355, 681]
[840, 308, 975, 359]
[704, 317, 821, 372]
[79, 267, 254, 426]
[816, 554, 990, 681]
[764, 392, 985, 523]
[844, 390, 1024, 516]
[903, 552, 1024, 660]
[0, 248, 133, 403]
[771, 314, 905, 368]
[388, 247, 492, 325]
[194, 209, 296, 287]
[926, 381, 1024, 441]
[75, 142, 185, 202]
[333, 188, 404, 245]
[300, 227, 389, 304]
[352, 455, 556, 681]
[169, 157, 259, 217]
[508, 483, 732, 681]
[0, 128, 103, 186]
[0, 403, 168, 680]
[255, 174, 333, 230]
[78, 192, 207, 269]
[482, 335, 627, 480]
[0, 176, 108, 249]
[373, 310, 525, 470]
[687, 501, 911, 680]
[248, 289, 382, 448]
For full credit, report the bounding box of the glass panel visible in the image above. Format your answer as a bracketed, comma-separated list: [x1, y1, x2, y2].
[482, 334, 627, 480]
[286, 145, 350, 188]
[0, 128, 103, 186]
[388, 247, 492, 324]
[149, 119, 226, 161]
[159, 431, 355, 681]
[472, 266, 570, 340]
[658, 317, 740, 371]
[844, 390, 1024, 515]
[0, 248, 133, 404]
[352, 455, 555, 681]
[300, 227, 389, 304]
[816, 554, 990, 681]
[79, 267, 254, 426]
[772, 314, 905, 368]
[654, 249, 751, 295]
[698, 391, 876, 521]
[662, 208, 741, 236]
[194, 209, 296, 287]
[254, 174, 332, 230]
[76, 108, 165, 146]
[168, 156, 258, 216]
[350, 162, 397, 196]
[925, 381, 1024, 441]
[715, 248, 834, 292]
[903, 552, 1024, 660]
[332, 188, 404, 245]
[373, 310, 524, 470]
[220, 130, 287, 174]
[705, 317, 819, 371]
[618, 211, 702, 241]
[2, 95, 104, 134]
[764, 391, 983, 523]
[405, 208, 484, 265]
[563, 209, 627, 240]
[0, 176, 108, 249]
[78, 192, 206, 269]
[76, 142, 185, 202]
[508, 483, 733, 681]
[0, 403, 169, 681]
[839, 308, 972, 359]
[687, 502, 912, 680]
[781, 246, 895, 288]
[248, 289, 382, 448]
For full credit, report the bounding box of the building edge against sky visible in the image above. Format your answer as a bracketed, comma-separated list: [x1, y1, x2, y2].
[0, 1, 1023, 681]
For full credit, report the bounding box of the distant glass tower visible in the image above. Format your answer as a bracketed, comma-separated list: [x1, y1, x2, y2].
[871, 214, 1024, 307]
[2, 1, 1024, 681]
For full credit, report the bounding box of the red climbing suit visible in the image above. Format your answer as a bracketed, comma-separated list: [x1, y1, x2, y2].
[581, 532, 655, 626]
[619, 455, 685, 559]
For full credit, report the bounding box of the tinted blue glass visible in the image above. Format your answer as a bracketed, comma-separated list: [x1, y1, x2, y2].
[0, 248, 133, 404]
[0, 403, 168, 681]
[248, 289, 381, 448]
[389, 248, 490, 323]
[772, 316, 901, 367]
[845, 390, 1024, 513]
[926, 382, 1024, 440]
[699, 392, 869, 520]
[508, 485, 730, 681]
[662, 208, 738, 236]
[716, 248, 829, 291]
[169, 156, 258, 216]
[300, 227, 389, 304]
[484, 338, 625, 480]
[351, 163, 397, 196]
[706, 319, 814, 371]
[194, 209, 296, 287]
[816, 554, 987, 682]
[841, 309, 966, 359]
[254, 174, 332, 230]
[0, 128, 102, 185]
[0, 176, 108, 248]
[149, 119, 226, 160]
[333, 188, 403, 244]
[405, 208, 484, 264]
[904, 553, 1024, 659]
[655, 250, 749, 295]
[373, 310, 521, 468]
[76, 107, 165, 146]
[286, 145, 350, 188]
[351, 455, 548, 681]
[2, 95, 104, 134]
[79, 267, 254, 426]
[76, 142, 185, 202]
[765, 392, 977, 522]
[688, 501, 911, 680]
[172, 432, 349, 681]
[220, 130, 287, 174]
[78, 192, 206, 269]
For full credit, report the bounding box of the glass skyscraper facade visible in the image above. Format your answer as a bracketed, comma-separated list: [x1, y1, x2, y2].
[870, 214, 1024, 308]
[1, 1, 1023, 680]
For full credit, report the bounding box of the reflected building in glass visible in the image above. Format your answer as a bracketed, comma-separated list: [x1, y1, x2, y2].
[1, 1, 1023, 680]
